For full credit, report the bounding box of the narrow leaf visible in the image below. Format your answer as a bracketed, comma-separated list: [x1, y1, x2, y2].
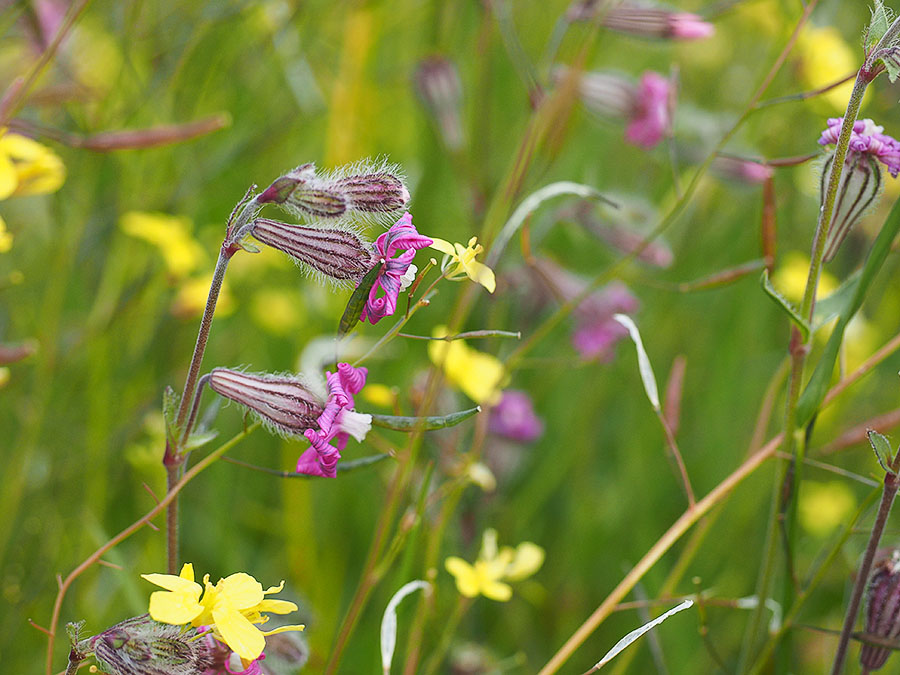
[677, 258, 768, 292]
[811, 270, 860, 330]
[874, 46, 900, 82]
[868, 0, 891, 48]
[760, 270, 810, 340]
[370, 406, 481, 431]
[163, 385, 180, 446]
[338, 262, 381, 337]
[613, 314, 660, 411]
[184, 429, 219, 451]
[590, 599, 693, 670]
[797, 193, 900, 426]
[868, 430, 894, 473]
[380, 580, 431, 674]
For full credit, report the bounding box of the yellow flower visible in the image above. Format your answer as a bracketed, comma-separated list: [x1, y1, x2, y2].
[0, 215, 12, 253]
[430, 236, 496, 293]
[796, 26, 859, 111]
[771, 251, 838, 305]
[250, 287, 304, 336]
[361, 383, 395, 408]
[427, 326, 505, 404]
[142, 564, 305, 662]
[0, 131, 66, 199]
[445, 529, 544, 601]
[171, 273, 235, 319]
[799, 481, 856, 537]
[0, 367, 9, 388]
[120, 211, 207, 279]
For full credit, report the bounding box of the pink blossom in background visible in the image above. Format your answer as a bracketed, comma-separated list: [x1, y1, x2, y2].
[624, 72, 673, 150]
[489, 390, 544, 443]
[572, 282, 640, 361]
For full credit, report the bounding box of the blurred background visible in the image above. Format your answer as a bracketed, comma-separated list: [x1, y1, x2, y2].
[3, 0, 900, 672]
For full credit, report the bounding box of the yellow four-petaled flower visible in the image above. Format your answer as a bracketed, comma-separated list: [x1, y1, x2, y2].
[141, 563, 305, 662]
[445, 529, 545, 601]
[430, 236, 496, 293]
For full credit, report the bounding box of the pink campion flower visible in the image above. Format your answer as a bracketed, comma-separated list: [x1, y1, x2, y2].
[296, 363, 371, 478]
[360, 212, 433, 324]
[712, 156, 774, 184]
[818, 118, 900, 261]
[577, 4, 714, 41]
[819, 117, 900, 177]
[624, 72, 673, 150]
[488, 390, 544, 443]
[560, 67, 674, 150]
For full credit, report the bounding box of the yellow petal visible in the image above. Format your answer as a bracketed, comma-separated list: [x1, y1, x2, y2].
[179, 563, 195, 583]
[218, 572, 264, 610]
[428, 237, 456, 257]
[263, 580, 286, 594]
[481, 580, 513, 602]
[141, 572, 202, 594]
[213, 606, 266, 661]
[0, 153, 17, 199]
[480, 529, 499, 561]
[147, 589, 204, 624]
[262, 624, 306, 636]
[254, 598, 299, 614]
[0, 215, 12, 253]
[465, 260, 496, 293]
[506, 542, 545, 581]
[445, 557, 480, 598]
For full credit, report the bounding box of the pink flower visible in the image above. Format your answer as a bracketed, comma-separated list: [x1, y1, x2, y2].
[669, 13, 715, 40]
[360, 213, 433, 324]
[489, 391, 543, 442]
[296, 364, 371, 477]
[624, 72, 673, 150]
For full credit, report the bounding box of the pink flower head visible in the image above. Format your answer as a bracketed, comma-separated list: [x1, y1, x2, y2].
[572, 283, 640, 361]
[819, 118, 900, 177]
[625, 72, 673, 150]
[199, 627, 265, 675]
[360, 213, 433, 324]
[669, 13, 715, 40]
[296, 364, 370, 478]
[489, 390, 544, 442]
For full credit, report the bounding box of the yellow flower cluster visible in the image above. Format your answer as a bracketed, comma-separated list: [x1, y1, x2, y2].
[445, 529, 544, 601]
[430, 236, 496, 292]
[142, 563, 304, 662]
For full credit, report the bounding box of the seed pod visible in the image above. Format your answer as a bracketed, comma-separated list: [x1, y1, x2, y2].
[861, 550, 900, 671]
[822, 152, 883, 263]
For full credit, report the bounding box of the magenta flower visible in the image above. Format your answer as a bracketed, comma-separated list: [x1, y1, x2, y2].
[573, 283, 640, 361]
[576, 4, 714, 41]
[624, 72, 673, 150]
[360, 213, 433, 324]
[819, 117, 900, 177]
[296, 363, 371, 478]
[488, 390, 543, 443]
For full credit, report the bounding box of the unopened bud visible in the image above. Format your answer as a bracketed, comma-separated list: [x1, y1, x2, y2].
[251, 219, 376, 283]
[415, 56, 465, 150]
[586, 4, 714, 40]
[77, 614, 212, 675]
[861, 549, 900, 671]
[209, 368, 324, 437]
[258, 161, 409, 220]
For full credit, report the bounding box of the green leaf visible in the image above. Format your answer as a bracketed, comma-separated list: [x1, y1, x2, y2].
[338, 262, 381, 337]
[868, 430, 894, 472]
[868, 0, 891, 48]
[811, 270, 860, 330]
[370, 406, 481, 431]
[875, 47, 900, 82]
[796, 193, 900, 426]
[162, 385, 180, 446]
[760, 269, 810, 340]
[184, 429, 219, 451]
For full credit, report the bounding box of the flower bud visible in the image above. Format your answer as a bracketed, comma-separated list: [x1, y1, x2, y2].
[861, 549, 900, 671]
[251, 218, 375, 283]
[568, 3, 714, 40]
[821, 152, 882, 263]
[414, 56, 465, 150]
[77, 614, 212, 675]
[208, 369, 324, 437]
[258, 162, 409, 220]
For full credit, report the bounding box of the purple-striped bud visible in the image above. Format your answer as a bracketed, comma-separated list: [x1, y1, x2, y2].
[208, 369, 324, 438]
[251, 218, 376, 283]
[77, 615, 212, 675]
[567, 2, 714, 40]
[415, 56, 465, 150]
[258, 161, 409, 220]
[861, 549, 900, 671]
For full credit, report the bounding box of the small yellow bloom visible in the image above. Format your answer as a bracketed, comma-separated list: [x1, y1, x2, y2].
[143, 564, 305, 662]
[445, 529, 544, 601]
[799, 481, 856, 537]
[467, 462, 497, 492]
[0, 131, 66, 199]
[428, 326, 505, 404]
[120, 211, 207, 279]
[361, 383, 395, 408]
[796, 26, 859, 111]
[250, 287, 304, 336]
[430, 236, 496, 293]
[171, 273, 235, 319]
[0, 367, 9, 388]
[0, 215, 12, 253]
[771, 251, 838, 305]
